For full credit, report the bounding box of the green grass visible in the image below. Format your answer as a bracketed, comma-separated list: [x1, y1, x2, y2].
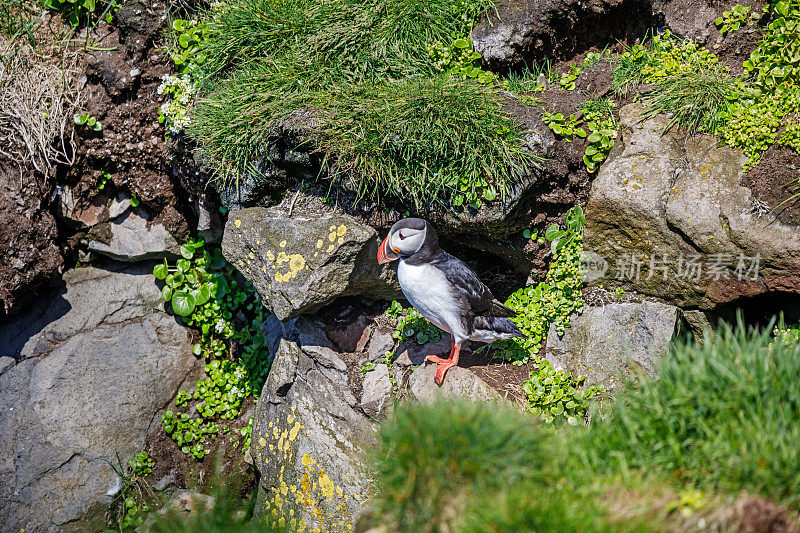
[577, 322, 800, 508]
[640, 64, 738, 135]
[184, 0, 540, 211]
[371, 400, 639, 532]
[370, 323, 800, 531]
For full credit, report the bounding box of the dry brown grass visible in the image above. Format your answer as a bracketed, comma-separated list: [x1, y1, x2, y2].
[0, 18, 81, 177]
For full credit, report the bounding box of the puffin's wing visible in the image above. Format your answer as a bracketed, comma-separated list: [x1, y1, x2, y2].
[432, 253, 515, 318]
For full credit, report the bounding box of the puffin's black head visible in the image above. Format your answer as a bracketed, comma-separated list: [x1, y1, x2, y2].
[377, 217, 437, 264]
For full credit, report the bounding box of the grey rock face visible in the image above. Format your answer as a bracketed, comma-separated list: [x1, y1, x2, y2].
[544, 301, 682, 389]
[251, 335, 376, 532]
[360, 364, 392, 418]
[409, 365, 501, 403]
[0, 265, 199, 532]
[366, 329, 395, 362]
[583, 104, 800, 309]
[89, 208, 180, 261]
[222, 204, 400, 321]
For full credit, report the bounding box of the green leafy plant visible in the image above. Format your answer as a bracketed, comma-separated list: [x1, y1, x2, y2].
[579, 98, 618, 172]
[126, 451, 154, 478]
[522, 358, 603, 424]
[97, 171, 111, 190]
[715, 4, 757, 35]
[42, 0, 119, 27]
[495, 206, 585, 364]
[541, 111, 587, 142]
[153, 238, 270, 459]
[108, 452, 154, 531]
[74, 112, 102, 131]
[386, 300, 442, 344]
[428, 37, 497, 85]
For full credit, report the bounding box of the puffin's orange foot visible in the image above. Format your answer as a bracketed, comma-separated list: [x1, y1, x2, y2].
[425, 355, 450, 364]
[434, 361, 457, 385]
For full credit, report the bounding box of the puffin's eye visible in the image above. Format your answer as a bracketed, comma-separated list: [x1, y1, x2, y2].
[398, 232, 405, 240]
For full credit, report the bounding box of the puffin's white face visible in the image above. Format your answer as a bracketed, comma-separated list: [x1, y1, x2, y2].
[377, 218, 428, 264]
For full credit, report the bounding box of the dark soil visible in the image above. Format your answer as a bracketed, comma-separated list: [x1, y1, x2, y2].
[0, 160, 64, 317]
[742, 145, 800, 227]
[64, 1, 196, 243]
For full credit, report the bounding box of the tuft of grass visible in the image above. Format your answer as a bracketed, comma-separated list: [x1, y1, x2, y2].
[503, 59, 553, 94]
[640, 64, 738, 135]
[185, 0, 537, 211]
[316, 77, 535, 209]
[371, 400, 651, 532]
[577, 321, 800, 508]
[190, 73, 535, 209]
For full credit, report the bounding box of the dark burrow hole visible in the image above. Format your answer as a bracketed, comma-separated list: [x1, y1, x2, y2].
[707, 292, 800, 331]
[503, 0, 665, 75]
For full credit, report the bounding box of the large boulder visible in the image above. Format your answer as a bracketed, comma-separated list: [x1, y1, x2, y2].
[251, 336, 377, 532]
[583, 104, 800, 310]
[0, 264, 200, 531]
[544, 301, 683, 389]
[222, 199, 400, 321]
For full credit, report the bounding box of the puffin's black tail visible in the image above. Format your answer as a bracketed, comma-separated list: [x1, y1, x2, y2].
[471, 316, 525, 342]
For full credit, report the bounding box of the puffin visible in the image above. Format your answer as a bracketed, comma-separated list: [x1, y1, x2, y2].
[377, 218, 524, 384]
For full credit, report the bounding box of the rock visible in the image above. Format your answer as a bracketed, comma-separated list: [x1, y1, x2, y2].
[260, 315, 336, 361]
[0, 265, 199, 532]
[154, 471, 177, 492]
[196, 197, 224, 243]
[360, 364, 392, 418]
[471, 0, 659, 70]
[0, 356, 14, 375]
[395, 334, 452, 366]
[222, 203, 400, 321]
[409, 365, 501, 403]
[57, 185, 107, 227]
[88, 208, 180, 262]
[367, 328, 395, 362]
[252, 337, 376, 531]
[109, 192, 132, 219]
[583, 104, 800, 310]
[544, 301, 682, 389]
[0, 263, 164, 359]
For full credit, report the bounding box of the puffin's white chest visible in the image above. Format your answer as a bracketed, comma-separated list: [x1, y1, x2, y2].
[397, 260, 466, 340]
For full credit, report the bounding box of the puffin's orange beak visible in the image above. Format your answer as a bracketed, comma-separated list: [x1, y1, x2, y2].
[377, 235, 399, 264]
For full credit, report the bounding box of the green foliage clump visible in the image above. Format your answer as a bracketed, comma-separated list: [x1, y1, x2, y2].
[720, 0, 800, 169]
[580, 97, 618, 172]
[153, 238, 269, 459]
[542, 111, 587, 142]
[427, 37, 497, 85]
[42, 0, 118, 27]
[386, 300, 442, 345]
[578, 322, 800, 507]
[182, 0, 537, 212]
[126, 451, 154, 478]
[715, 4, 758, 34]
[640, 64, 738, 136]
[495, 206, 585, 364]
[523, 358, 603, 424]
[74, 112, 102, 132]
